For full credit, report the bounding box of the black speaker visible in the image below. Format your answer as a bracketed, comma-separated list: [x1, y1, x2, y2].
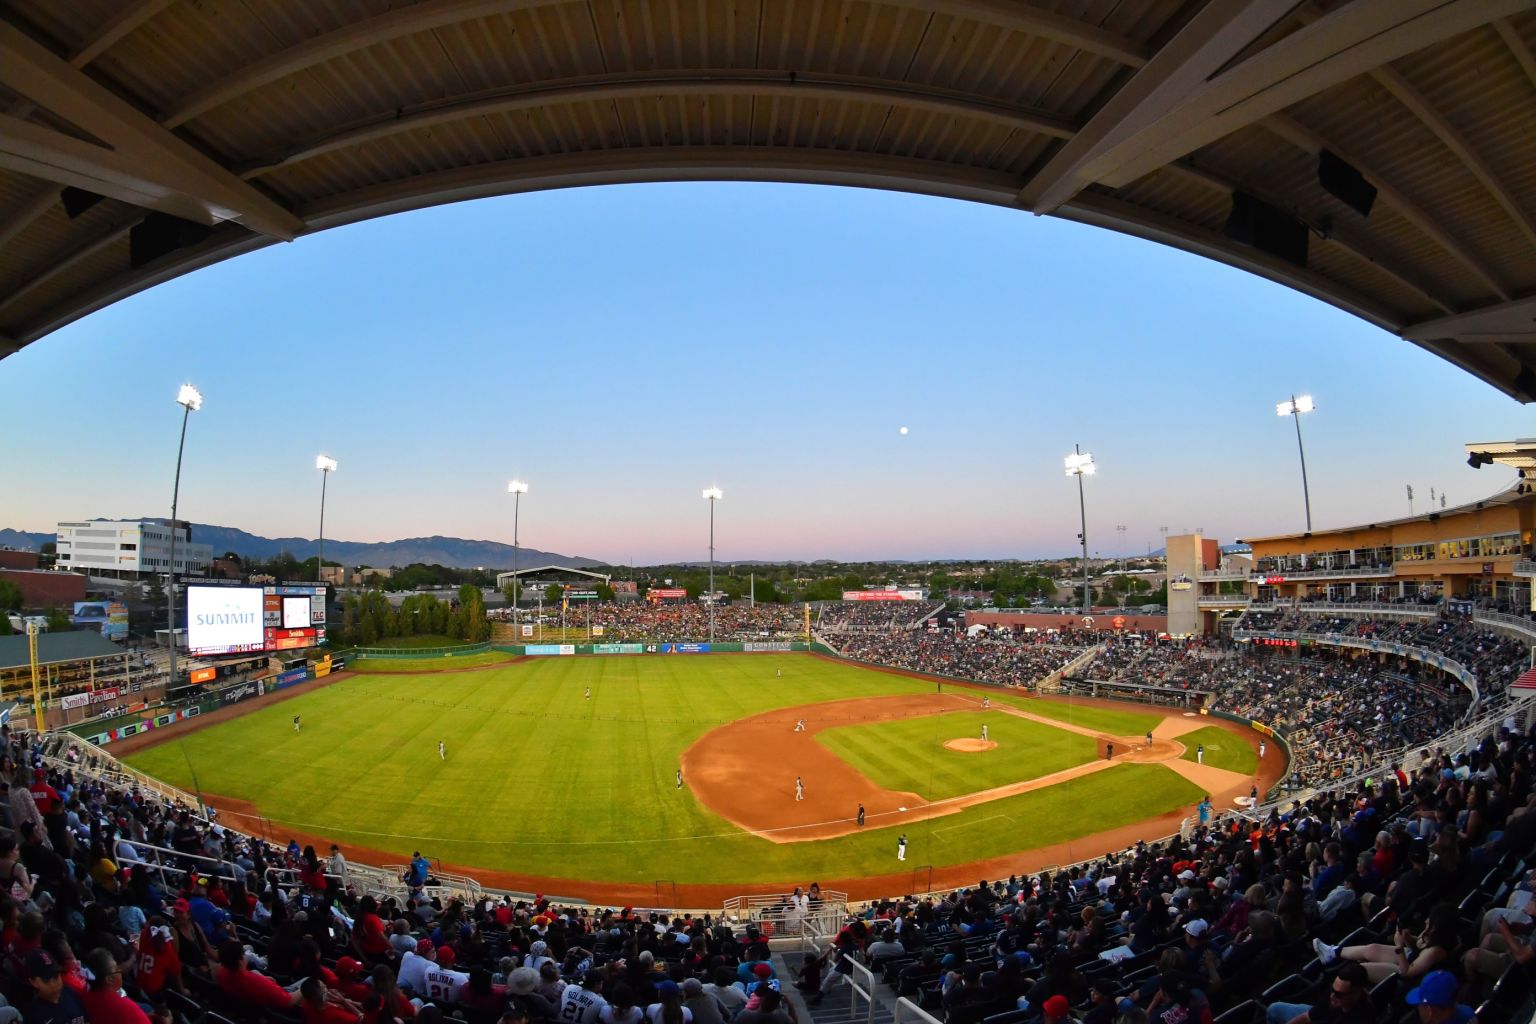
[1318, 150, 1376, 217]
[1223, 192, 1309, 268]
[129, 212, 213, 268]
[60, 187, 104, 219]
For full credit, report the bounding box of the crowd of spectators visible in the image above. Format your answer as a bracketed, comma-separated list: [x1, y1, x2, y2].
[815, 602, 943, 633]
[0, 724, 835, 1024]
[835, 627, 1096, 689]
[809, 718, 1535, 1023]
[1232, 610, 1529, 698]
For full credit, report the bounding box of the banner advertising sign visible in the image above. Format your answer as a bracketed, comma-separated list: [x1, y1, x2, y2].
[190, 667, 217, 684]
[274, 667, 309, 690]
[221, 680, 262, 706]
[521, 624, 534, 637]
[840, 591, 922, 601]
[743, 642, 793, 652]
[591, 625, 605, 637]
[105, 602, 129, 640]
[661, 642, 711, 654]
[593, 644, 645, 654]
[646, 588, 689, 602]
[314, 656, 331, 679]
[63, 686, 123, 710]
[565, 589, 598, 600]
[525, 644, 576, 656]
[187, 586, 266, 656]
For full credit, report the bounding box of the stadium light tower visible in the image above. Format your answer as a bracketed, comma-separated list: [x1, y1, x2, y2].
[508, 479, 528, 625]
[1064, 447, 1095, 614]
[166, 383, 202, 693]
[703, 486, 723, 642]
[316, 455, 338, 584]
[1276, 394, 1315, 532]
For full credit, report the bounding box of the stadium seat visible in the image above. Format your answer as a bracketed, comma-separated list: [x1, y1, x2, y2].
[1212, 1001, 1260, 1024]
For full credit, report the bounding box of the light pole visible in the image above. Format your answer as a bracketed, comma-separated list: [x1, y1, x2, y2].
[702, 486, 722, 642]
[316, 455, 337, 584]
[1064, 447, 1095, 614]
[508, 480, 527, 629]
[167, 384, 202, 692]
[1276, 394, 1315, 531]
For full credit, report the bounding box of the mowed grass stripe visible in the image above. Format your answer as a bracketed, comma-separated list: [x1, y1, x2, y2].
[348, 651, 516, 672]
[1003, 695, 1163, 735]
[125, 656, 1202, 884]
[1176, 725, 1258, 774]
[816, 712, 1096, 801]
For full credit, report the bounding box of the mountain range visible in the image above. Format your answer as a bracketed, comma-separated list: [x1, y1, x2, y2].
[0, 523, 600, 571]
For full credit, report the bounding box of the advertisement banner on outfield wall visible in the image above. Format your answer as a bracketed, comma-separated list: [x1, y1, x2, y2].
[660, 643, 711, 654]
[592, 644, 645, 654]
[221, 680, 263, 706]
[743, 642, 793, 653]
[275, 667, 309, 690]
[525, 644, 576, 656]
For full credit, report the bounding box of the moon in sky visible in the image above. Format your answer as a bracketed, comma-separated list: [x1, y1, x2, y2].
[899, 426, 909, 435]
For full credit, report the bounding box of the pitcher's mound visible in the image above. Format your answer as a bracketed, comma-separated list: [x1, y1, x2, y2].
[945, 738, 997, 752]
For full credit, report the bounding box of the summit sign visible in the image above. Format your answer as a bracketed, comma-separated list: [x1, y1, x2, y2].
[186, 586, 266, 656]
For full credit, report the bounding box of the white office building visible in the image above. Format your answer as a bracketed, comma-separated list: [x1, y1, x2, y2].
[56, 520, 212, 579]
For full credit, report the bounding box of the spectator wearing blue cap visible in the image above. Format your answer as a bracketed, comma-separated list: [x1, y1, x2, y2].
[1403, 970, 1474, 1024]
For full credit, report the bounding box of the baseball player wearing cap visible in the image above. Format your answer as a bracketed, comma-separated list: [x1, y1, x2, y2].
[795, 777, 804, 801]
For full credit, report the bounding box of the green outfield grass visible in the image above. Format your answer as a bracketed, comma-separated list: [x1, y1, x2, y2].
[1177, 725, 1258, 773]
[347, 651, 516, 672]
[817, 711, 1097, 800]
[1004, 696, 1163, 736]
[124, 655, 1204, 885]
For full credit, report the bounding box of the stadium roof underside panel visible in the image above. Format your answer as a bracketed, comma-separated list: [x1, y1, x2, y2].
[0, 631, 125, 672]
[2, 0, 1536, 399]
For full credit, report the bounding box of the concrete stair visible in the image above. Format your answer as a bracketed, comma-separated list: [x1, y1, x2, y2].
[775, 949, 902, 1024]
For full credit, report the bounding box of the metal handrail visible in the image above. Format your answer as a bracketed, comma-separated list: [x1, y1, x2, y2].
[1250, 565, 1396, 580]
[894, 997, 946, 1024]
[1473, 609, 1536, 645]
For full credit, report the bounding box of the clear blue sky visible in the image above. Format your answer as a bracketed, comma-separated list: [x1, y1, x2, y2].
[0, 182, 1525, 564]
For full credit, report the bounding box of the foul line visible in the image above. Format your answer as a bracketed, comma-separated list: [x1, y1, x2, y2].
[932, 813, 1010, 836]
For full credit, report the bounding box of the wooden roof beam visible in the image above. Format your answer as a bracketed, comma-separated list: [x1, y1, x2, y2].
[160, 0, 1151, 130]
[1019, 0, 1299, 213]
[239, 70, 1080, 180]
[0, 20, 303, 240]
[1260, 114, 1510, 302]
[1088, 0, 1532, 190]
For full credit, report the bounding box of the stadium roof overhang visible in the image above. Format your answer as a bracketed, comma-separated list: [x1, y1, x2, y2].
[2, 2, 1536, 400]
[496, 565, 612, 584]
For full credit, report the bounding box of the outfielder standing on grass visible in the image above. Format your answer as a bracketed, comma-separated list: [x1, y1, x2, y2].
[438, 740, 446, 760]
[676, 768, 683, 790]
[293, 714, 300, 733]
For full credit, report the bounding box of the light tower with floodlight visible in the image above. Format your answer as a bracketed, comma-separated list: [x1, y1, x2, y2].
[1064, 446, 1095, 614]
[1276, 394, 1315, 531]
[702, 486, 722, 642]
[508, 480, 527, 625]
[167, 384, 202, 692]
[316, 455, 338, 584]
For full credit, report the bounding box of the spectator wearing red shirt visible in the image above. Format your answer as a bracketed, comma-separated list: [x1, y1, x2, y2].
[81, 948, 166, 1024]
[300, 976, 363, 1024]
[28, 771, 61, 817]
[214, 940, 301, 1012]
[333, 957, 373, 1003]
[135, 921, 183, 999]
[352, 896, 391, 962]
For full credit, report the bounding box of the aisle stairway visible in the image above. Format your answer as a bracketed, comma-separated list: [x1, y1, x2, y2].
[775, 949, 901, 1024]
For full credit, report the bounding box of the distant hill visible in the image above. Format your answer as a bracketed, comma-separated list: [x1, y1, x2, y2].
[0, 522, 599, 571]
